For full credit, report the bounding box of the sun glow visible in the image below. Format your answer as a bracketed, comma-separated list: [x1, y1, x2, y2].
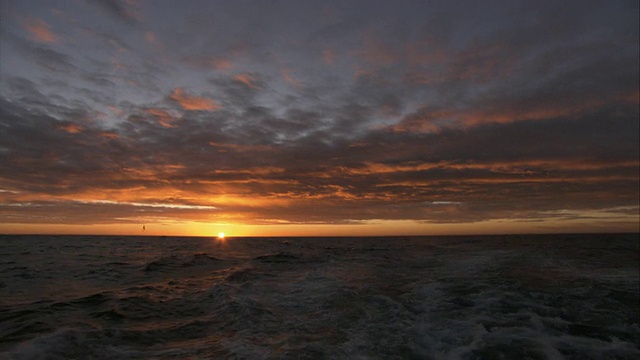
[217, 232, 225, 239]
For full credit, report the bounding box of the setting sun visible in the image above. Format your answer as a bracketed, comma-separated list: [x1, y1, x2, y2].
[217, 232, 225, 239]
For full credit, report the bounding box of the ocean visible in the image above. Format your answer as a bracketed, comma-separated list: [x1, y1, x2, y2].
[0, 234, 638, 359]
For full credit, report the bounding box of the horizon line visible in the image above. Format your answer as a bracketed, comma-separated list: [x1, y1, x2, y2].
[1, 231, 637, 238]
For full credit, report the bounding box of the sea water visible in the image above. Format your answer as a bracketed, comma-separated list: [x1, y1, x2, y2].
[0, 234, 638, 359]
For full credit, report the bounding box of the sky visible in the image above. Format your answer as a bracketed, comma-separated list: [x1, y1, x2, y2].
[0, 0, 638, 237]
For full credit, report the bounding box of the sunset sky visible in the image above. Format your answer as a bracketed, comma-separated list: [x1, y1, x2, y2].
[0, 0, 638, 237]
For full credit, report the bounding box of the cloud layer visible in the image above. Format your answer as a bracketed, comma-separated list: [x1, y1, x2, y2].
[0, 0, 638, 233]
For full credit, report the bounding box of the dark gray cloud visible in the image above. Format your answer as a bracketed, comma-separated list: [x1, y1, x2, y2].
[85, 0, 139, 24]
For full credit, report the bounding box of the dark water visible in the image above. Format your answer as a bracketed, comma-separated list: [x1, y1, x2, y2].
[0, 234, 638, 359]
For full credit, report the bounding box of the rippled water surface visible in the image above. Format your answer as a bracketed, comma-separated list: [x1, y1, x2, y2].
[1, 234, 638, 359]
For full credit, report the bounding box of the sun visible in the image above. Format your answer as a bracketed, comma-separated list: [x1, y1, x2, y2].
[217, 232, 225, 239]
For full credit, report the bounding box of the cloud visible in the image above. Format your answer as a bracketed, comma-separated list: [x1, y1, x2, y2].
[32, 47, 77, 73]
[405, 38, 446, 66]
[57, 123, 84, 134]
[208, 141, 273, 153]
[1, 85, 637, 226]
[184, 56, 235, 71]
[390, 35, 639, 133]
[86, 0, 140, 24]
[77, 199, 217, 210]
[144, 108, 180, 128]
[144, 31, 164, 51]
[233, 74, 259, 89]
[2, 32, 77, 75]
[22, 18, 58, 43]
[355, 31, 397, 66]
[169, 88, 221, 111]
[99, 131, 119, 139]
[447, 44, 516, 83]
[322, 48, 335, 65]
[281, 67, 302, 88]
[1, 0, 637, 230]
[144, 31, 156, 44]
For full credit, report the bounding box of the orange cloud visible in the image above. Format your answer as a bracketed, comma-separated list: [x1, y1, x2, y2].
[461, 98, 607, 127]
[233, 74, 258, 89]
[449, 44, 516, 83]
[323, 48, 335, 65]
[357, 31, 396, 66]
[145, 108, 179, 127]
[58, 123, 83, 134]
[282, 67, 302, 88]
[212, 166, 284, 176]
[107, 106, 123, 117]
[98, 132, 119, 139]
[390, 109, 452, 133]
[145, 31, 156, 43]
[403, 71, 438, 85]
[353, 64, 376, 80]
[214, 58, 233, 71]
[347, 159, 639, 176]
[144, 31, 164, 50]
[392, 94, 613, 133]
[170, 88, 221, 111]
[406, 38, 446, 65]
[208, 141, 273, 153]
[23, 18, 58, 43]
[620, 90, 639, 104]
[110, 58, 128, 71]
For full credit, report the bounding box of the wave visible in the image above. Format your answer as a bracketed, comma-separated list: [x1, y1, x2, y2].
[2, 234, 638, 359]
[253, 252, 301, 263]
[3, 327, 141, 359]
[252, 252, 326, 265]
[143, 253, 221, 272]
[225, 266, 260, 282]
